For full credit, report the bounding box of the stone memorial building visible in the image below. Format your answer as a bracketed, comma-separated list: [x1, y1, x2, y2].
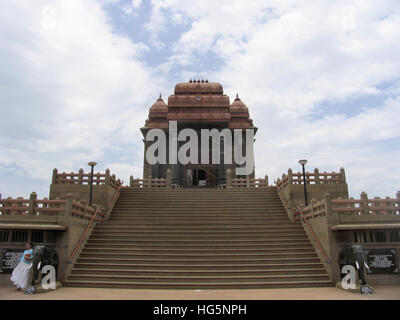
[0, 80, 399, 291]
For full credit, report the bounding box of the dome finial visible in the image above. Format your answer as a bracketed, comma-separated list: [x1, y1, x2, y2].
[236, 93, 239, 100]
[159, 93, 162, 99]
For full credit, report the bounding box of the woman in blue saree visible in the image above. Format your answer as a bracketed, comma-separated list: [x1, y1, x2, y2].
[11, 242, 33, 290]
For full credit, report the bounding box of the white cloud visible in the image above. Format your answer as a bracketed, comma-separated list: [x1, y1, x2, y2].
[0, 0, 160, 198]
[122, 0, 142, 15]
[1, 0, 400, 201]
[145, 0, 400, 197]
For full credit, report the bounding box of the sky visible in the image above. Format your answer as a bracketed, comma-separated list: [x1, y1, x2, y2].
[0, 0, 399, 199]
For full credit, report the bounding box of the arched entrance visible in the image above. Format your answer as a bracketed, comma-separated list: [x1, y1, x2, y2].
[184, 165, 216, 188]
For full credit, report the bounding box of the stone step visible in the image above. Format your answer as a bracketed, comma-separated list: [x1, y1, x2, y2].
[108, 217, 290, 223]
[64, 279, 333, 289]
[72, 262, 323, 270]
[81, 246, 315, 254]
[112, 207, 283, 212]
[70, 267, 327, 276]
[76, 257, 322, 265]
[95, 224, 301, 230]
[83, 242, 313, 249]
[67, 273, 330, 284]
[78, 251, 318, 260]
[91, 229, 305, 235]
[120, 189, 277, 193]
[93, 227, 299, 233]
[110, 212, 287, 216]
[111, 212, 286, 216]
[90, 233, 306, 239]
[101, 216, 290, 221]
[86, 238, 310, 245]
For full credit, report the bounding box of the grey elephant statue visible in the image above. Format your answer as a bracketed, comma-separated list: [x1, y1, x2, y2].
[338, 244, 370, 285]
[30, 245, 59, 286]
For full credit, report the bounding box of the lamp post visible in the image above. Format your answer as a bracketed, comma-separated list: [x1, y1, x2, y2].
[88, 161, 97, 207]
[298, 159, 308, 206]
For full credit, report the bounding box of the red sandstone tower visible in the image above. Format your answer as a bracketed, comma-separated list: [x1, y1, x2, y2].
[141, 79, 257, 187]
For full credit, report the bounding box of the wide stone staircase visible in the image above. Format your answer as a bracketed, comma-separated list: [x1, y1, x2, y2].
[65, 188, 332, 289]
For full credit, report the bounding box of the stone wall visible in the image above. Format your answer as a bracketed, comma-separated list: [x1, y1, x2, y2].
[277, 168, 349, 222]
[292, 191, 400, 285]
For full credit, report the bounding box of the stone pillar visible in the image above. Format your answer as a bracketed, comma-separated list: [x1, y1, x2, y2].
[264, 175, 269, 187]
[130, 176, 134, 187]
[28, 192, 37, 215]
[171, 164, 180, 186]
[396, 191, 400, 206]
[52, 169, 58, 184]
[360, 192, 369, 215]
[217, 163, 226, 186]
[105, 169, 111, 186]
[314, 168, 320, 184]
[226, 169, 232, 189]
[78, 168, 84, 184]
[65, 194, 73, 216]
[288, 168, 293, 185]
[340, 167, 346, 183]
[166, 168, 172, 189]
[246, 175, 250, 187]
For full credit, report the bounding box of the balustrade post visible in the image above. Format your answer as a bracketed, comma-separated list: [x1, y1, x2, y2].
[28, 192, 37, 215]
[148, 175, 152, 188]
[340, 167, 346, 183]
[314, 168, 320, 184]
[264, 175, 269, 188]
[78, 168, 84, 184]
[373, 196, 381, 215]
[396, 191, 400, 208]
[52, 168, 58, 184]
[65, 194, 73, 217]
[42, 197, 48, 215]
[105, 169, 111, 186]
[246, 176, 250, 188]
[360, 192, 369, 215]
[130, 175, 134, 187]
[226, 169, 232, 188]
[288, 169, 293, 185]
[166, 169, 172, 189]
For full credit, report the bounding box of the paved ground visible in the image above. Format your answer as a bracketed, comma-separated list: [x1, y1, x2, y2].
[0, 284, 399, 300]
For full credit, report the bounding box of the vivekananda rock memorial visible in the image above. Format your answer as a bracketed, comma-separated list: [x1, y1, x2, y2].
[0, 79, 399, 292]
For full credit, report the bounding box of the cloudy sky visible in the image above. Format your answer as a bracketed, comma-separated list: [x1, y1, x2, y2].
[1, 0, 399, 199]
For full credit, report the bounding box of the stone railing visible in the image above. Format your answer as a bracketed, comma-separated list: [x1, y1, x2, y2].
[294, 191, 400, 222]
[129, 177, 167, 188]
[0, 193, 104, 222]
[52, 168, 122, 191]
[225, 169, 269, 188]
[231, 177, 268, 188]
[277, 168, 346, 188]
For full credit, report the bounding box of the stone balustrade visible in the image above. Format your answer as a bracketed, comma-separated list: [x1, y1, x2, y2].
[294, 191, 400, 222]
[129, 177, 167, 188]
[0, 192, 104, 222]
[277, 168, 346, 188]
[52, 168, 122, 191]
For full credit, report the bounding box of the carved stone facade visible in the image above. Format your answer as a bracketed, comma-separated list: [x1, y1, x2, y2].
[141, 80, 257, 187]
